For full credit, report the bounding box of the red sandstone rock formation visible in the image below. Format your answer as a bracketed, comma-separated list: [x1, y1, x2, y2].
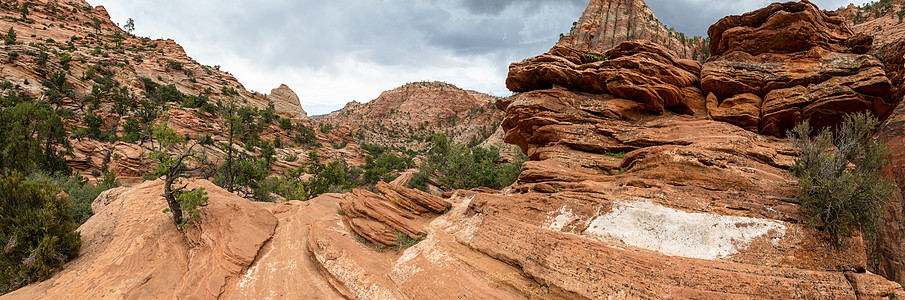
[315, 81, 507, 152]
[7, 0, 905, 299]
[506, 41, 704, 116]
[702, 0, 897, 136]
[558, 0, 709, 60]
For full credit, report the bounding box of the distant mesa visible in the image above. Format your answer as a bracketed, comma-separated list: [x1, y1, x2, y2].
[267, 84, 308, 120]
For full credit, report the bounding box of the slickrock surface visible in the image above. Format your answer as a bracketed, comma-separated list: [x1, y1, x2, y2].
[703, 0, 897, 136]
[558, 0, 708, 60]
[3, 179, 277, 299]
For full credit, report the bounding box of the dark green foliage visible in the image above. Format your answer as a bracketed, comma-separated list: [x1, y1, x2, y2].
[4, 27, 15, 45]
[293, 125, 320, 147]
[151, 84, 185, 105]
[361, 151, 413, 184]
[319, 123, 333, 134]
[198, 134, 214, 146]
[273, 151, 360, 201]
[0, 173, 81, 293]
[410, 133, 526, 191]
[278, 117, 293, 131]
[27, 172, 119, 225]
[181, 95, 211, 110]
[259, 102, 276, 125]
[147, 123, 208, 228]
[0, 101, 71, 174]
[121, 116, 142, 143]
[210, 98, 275, 201]
[584, 53, 608, 62]
[605, 152, 626, 159]
[167, 60, 182, 70]
[787, 112, 895, 242]
[303, 151, 358, 197]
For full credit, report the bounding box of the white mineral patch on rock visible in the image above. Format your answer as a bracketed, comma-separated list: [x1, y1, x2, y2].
[547, 205, 575, 231]
[584, 201, 785, 260]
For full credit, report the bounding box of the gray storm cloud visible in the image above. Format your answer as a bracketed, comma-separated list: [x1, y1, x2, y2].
[90, 0, 870, 114]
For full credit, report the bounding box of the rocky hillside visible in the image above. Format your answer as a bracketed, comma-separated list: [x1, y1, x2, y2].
[314, 81, 507, 153]
[0, 0, 345, 181]
[837, 0, 905, 46]
[8, 0, 905, 298]
[558, 0, 709, 60]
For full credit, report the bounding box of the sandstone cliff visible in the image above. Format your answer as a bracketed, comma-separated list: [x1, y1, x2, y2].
[833, 0, 905, 284]
[558, 0, 709, 60]
[702, 0, 894, 136]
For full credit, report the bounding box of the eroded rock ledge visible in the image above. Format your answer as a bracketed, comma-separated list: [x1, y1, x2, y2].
[703, 0, 896, 136]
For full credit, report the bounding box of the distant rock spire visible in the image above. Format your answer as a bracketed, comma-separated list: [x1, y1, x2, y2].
[557, 0, 708, 60]
[267, 84, 308, 120]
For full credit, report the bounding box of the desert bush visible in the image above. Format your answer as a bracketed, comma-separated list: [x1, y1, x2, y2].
[0, 173, 81, 294]
[787, 112, 894, 242]
[147, 123, 208, 228]
[278, 117, 293, 131]
[167, 60, 182, 70]
[362, 152, 413, 184]
[0, 101, 71, 174]
[410, 133, 527, 191]
[27, 172, 119, 225]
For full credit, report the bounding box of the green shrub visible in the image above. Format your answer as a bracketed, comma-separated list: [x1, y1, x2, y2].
[167, 60, 183, 70]
[0, 173, 81, 293]
[410, 133, 526, 191]
[278, 118, 293, 131]
[787, 112, 894, 242]
[27, 172, 119, 225]
[584, 53, 608, 62]
[121, 116, 142, 143]
[319, 123, 333, 134]
[361, 151, 414, 185]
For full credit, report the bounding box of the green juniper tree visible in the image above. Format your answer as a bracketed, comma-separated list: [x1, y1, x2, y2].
[787, 112, 895, 243]
[146, 123, 208, 229]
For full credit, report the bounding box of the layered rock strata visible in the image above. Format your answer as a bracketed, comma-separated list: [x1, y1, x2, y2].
[558, 0, 708, 60]
[702, 0, 897, 136]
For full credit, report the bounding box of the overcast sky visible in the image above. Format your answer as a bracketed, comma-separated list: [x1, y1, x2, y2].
[87, 0, 874, 115]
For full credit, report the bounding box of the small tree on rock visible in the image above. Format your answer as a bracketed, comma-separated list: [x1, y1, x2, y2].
[124, 18, 135, 34]
[147, 122, 208, 229]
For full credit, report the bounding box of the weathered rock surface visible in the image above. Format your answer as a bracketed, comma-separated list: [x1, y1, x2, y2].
[267, 83, 308, 120]
[559, 0, 708, 60]
[506, 41, 704, 115]
[702, 0, 898, 136]
[876, 40, 905, 285]
[3, 179, 277, 299]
